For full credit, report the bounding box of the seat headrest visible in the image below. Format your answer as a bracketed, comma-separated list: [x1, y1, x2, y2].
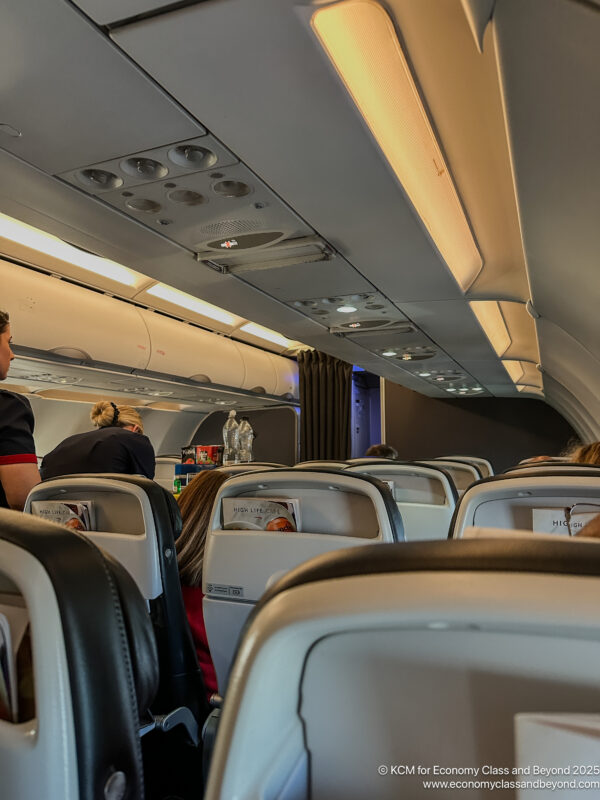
[258, 537, 600, 607]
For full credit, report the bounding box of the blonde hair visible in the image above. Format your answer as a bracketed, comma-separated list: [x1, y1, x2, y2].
[569, 442, 600, 466]
[90, 400, 144, 433]
[176, 470, 229, 587]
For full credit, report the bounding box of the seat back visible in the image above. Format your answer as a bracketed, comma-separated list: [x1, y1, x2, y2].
[420, 459, 480, 493]
[154, 455, 180, 492]
[293, 460, 348, 470]
[219, 462, 287, 476]
[345, 462, 457, 540]
[450, 469, 600, 539]
[203, 469, 402, 692]
[437, 455, 494, 477]
[205, 538, 600, 800]
[0, 508, 157, 800]
[24, 474, 208, 721]
[345, 457, 396, 466]
[504, 461, 592, 475]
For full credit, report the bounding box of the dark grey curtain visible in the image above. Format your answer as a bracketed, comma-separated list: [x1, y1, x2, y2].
[297, 350, 353, 461]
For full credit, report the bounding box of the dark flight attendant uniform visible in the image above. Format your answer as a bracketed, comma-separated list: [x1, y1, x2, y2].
[40, 426, 155, 480]
[0, 390, 37, 509]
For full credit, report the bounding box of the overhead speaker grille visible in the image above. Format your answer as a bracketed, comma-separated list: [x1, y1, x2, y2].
[195, 219, 262, 239]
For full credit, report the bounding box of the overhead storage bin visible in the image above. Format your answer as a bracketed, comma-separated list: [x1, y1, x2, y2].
[0, 259, 150, 369]
[233, 340, 277, 395]
[268, 352, 299, 399]
[140, 308, 245, 386]
[2, 260, 299, 399]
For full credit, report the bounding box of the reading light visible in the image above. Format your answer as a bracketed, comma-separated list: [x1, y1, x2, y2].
[417, 372, 431, 377]
[337, 305, 358, 313]
[0, 212, 140, 287]
[312, 0, 482, 291]
[382, 349, 397, 357]
[239, 322, 292, 348]
[470, 301, 511, 357]
[146, 284, 239, 327]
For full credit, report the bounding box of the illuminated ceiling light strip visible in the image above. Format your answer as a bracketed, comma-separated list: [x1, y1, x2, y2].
[0, 212, 140, 287]
[312, 0, 482, 292]
[517, 384, 544, 395]
[501, 359, 524, 384]
[146, 283, 238, 326]
[470, 300, 511, 357]
[239, 322, 292, 348]
[0, 212, 305, 350]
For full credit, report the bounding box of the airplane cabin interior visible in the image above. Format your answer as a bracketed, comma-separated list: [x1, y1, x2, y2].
[0, 0, 599, 798]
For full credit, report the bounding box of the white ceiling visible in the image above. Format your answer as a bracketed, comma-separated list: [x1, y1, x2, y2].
[0, 0, 597, 433]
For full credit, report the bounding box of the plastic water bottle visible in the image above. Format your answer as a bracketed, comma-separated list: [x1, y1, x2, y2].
[238, 416, 254, 463]
[222, 410, 239, 464]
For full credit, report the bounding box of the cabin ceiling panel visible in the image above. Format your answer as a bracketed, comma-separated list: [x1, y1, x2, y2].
[0, 149, 193, 276]
[493, 0, 600, 363]
[0, 0, 202, 174]
[111, 0, 467, 305]
[90, 161, 313, 253]
[71, 0, 191, 27]
[398, 300, 501, 362]
[236, 255, 374, 302]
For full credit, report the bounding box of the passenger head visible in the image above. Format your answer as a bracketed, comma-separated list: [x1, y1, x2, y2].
[176, 469, 229, 587]
[569, 442, 600, 466]
[0, 309, 14, 381]
[575, 514, 600, 540]
[365, 443, 398, 459]
[91, 400, 144, 434]
[518, 455, 555, 465]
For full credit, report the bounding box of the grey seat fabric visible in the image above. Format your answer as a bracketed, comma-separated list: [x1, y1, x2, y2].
[202, 468, 402, 693]
[345, 462, 457, 540]
[420, 459, 481, 494]
[449, 469, 600, 539]
[205, 538, 600, 800]
[437, 455, 494, 478]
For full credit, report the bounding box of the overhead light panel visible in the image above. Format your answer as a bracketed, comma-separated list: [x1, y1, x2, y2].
[0, 212, 140, 287]
[470, 301, 511, 357]
[146, 283, 239, 326]
[239, 322, 292, 348]
[501, 360, 524, 384]
[312, 0, 482, 292]
[503, 360, 543, 390]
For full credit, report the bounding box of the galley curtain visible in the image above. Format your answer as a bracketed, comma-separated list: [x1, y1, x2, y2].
[297, 350, 353, 461]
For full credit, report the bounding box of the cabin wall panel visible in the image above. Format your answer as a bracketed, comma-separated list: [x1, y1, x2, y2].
[383, 382, 578, 473]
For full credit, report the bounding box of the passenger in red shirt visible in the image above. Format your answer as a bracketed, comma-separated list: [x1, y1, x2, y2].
[0, 309, 40, 510]
[176, 469, 229, 701]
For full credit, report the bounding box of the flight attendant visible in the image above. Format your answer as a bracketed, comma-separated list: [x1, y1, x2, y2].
[0, 310, 41, 510]
[41, 400, 155, 480]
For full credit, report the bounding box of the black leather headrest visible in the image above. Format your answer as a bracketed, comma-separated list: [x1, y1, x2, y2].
[0, 508, 157, 800]
[258, 537, 600, 608]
